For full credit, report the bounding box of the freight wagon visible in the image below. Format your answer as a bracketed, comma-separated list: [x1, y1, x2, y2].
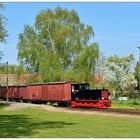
[0, 85, 27, 101]
[27, 81, 77, 105]
[0, 81, 112, 108]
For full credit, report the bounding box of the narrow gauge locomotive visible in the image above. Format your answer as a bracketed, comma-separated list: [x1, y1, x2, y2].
[0, 81, 112, 108]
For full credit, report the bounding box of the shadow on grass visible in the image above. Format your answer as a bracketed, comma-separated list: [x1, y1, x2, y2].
[0, 114, 75, 138]
[0, 104, 9, 110]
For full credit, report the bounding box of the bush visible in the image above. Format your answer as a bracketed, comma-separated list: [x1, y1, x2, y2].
[132, 101, 139, 105]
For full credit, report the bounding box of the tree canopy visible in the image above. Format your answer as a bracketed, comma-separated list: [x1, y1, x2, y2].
[0, 4, 7, 44]
[94, 51, 106, 76]
[0, 3, 8, 61]
[0, 64, 29, 74]
[135, 62, 140, 81]
[104, 54, 137, 98]
[17, 7, 99, 83]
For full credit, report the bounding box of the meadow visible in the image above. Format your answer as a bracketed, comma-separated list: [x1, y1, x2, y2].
[0, 104, 140, 138]
[112, 98, 140, 109]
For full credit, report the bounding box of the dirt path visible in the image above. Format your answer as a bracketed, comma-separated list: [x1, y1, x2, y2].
[1, 101, 40, 111]
[1, 101, 140, 119]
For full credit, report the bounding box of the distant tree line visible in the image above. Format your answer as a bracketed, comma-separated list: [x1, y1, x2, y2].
[0, 64, 29, 74]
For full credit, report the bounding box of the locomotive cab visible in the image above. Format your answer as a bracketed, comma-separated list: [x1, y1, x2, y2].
[88, 89, 109, 100]
[71, 84, 109, 101]
[71, 83, 90, 101]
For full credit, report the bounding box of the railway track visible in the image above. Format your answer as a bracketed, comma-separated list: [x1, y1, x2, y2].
[59, 107, 140, 116]
[1, 101, 140, 116]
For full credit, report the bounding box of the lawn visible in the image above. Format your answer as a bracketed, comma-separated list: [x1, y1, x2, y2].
[0, 105, 140, 138]
[0, 104, 9, 110]
[112, 99, 140, 109]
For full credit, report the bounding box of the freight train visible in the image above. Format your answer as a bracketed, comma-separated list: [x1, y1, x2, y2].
[0, 81, 112, 108]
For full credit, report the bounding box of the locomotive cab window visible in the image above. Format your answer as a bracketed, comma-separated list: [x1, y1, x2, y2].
[71, 84, 90, 101]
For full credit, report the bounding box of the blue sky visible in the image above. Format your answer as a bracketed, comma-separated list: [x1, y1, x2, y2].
[1, 2, 140, 64]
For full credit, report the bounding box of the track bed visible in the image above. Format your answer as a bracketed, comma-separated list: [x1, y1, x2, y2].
[1, 101, 140, 116]
[64, 107, 140, 116]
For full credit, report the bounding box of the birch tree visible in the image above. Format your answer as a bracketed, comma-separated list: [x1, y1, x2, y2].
[17, 7, 99, 82]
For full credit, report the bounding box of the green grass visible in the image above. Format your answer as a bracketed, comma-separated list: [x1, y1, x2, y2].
[112, 99, 140, 109]
[0, 106, 140, 138]
[0, 104, 9, 110]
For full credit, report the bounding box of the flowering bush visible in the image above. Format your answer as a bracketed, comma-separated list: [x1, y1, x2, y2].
[104, 55, 137, 98]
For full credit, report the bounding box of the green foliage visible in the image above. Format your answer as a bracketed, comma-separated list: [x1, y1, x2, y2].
[0, 3, 8, 44]
[0, 64, 29, 74]
[94, 51, 106, 76]
[135, 62, 140, 87]
[0, 3, 8, 61]
[26, 74, 40, 84]
[17, 25, 42, 73]
[73, 43, 99, 82]
[39, 50, 63, 82]
[112, 99, 140, 109]
[17, 7, 99, 83]
[132, 101, 139, 105]
[128, 89, 139, 99]
[135, 62, 140, 79]
[107, 54, 134, 72]
[105, 54, 137, 98]
[0, 103, 9, 110]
